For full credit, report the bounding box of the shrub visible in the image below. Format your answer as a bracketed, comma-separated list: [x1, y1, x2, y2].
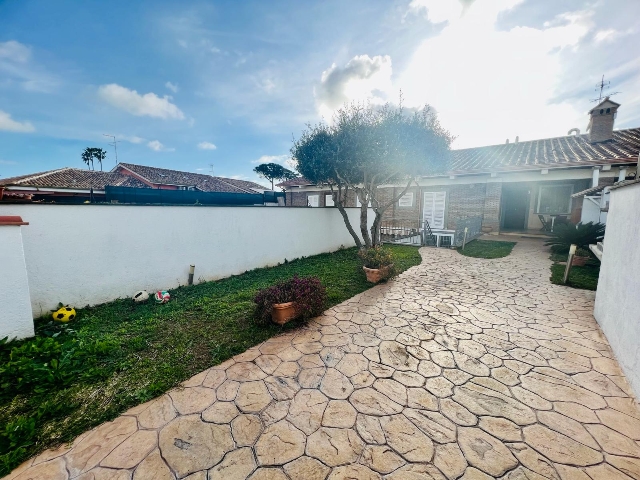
[358, 246, 395, 269]
[253, 275, 326, 325]
[544, 222, 605, 253]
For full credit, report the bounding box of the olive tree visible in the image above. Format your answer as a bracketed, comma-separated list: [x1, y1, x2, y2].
[292, 101, 452, 248]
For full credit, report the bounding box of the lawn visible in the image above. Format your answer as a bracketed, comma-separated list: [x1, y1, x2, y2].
[550, 262, 600, 290]
[0, 245, 421, 475]
[457, 239, 517, 259]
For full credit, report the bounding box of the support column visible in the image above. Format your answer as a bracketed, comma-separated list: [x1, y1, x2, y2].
[0, 216, 34, 340]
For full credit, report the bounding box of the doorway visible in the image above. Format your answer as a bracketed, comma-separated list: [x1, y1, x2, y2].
[501, 185, 529, 230]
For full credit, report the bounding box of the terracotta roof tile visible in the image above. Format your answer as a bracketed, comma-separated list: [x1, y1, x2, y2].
[450, 127, 640, 175]
[0, 168, 148, 189]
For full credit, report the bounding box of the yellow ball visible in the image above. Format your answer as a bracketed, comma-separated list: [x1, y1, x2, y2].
[53, 306, 76, 322]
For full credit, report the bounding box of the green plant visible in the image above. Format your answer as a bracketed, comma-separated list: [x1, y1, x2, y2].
[457, 240, 516, 259]
[358, 246, 394, 269]
[544, 222, 605, 253]
[253, 276, 327, 325]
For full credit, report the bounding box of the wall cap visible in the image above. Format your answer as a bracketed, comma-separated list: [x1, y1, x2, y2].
[0, 215, 29, 226]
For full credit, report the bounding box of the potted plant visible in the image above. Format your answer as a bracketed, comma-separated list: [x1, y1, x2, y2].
[359, 246, 395, 283]
[544, 222, 605, 254]
[254, 275, 326, 325]
[572, 248, 592, 266]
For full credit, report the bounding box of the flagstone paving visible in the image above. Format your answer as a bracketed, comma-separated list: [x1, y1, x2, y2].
[8, 238, 640, 480]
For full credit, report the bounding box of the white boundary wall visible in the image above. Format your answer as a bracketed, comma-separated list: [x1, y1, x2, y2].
[0, 204, 373, 320]
[594, 181, 640, 399]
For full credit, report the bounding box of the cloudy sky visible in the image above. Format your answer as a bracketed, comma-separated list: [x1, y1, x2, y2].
[1, 0, 639, 184]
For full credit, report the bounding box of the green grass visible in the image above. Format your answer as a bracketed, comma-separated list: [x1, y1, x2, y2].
[0, 245, 421, 475]
[550, 261, 600, 290]
[457, 239, 517, 259]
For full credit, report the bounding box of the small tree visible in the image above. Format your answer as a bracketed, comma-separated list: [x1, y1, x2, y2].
[292, 100, 453, 248]
[81, 148, 94, 170]
[93, 148, 107, 171]
[253, 162, 297, 190]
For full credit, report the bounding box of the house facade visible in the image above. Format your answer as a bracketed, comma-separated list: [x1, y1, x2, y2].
[280, 98, 639, 242]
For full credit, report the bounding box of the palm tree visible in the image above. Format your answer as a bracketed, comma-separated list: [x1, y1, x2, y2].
[81, 148, 94, 170]
[93, 148, 107, 171]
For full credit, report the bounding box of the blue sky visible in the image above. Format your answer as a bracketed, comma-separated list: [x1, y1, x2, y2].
[1, 0, 639, 185]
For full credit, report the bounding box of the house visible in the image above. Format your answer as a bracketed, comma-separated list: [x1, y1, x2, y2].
[0, 163, 268, 203]
[280, 98, 639, 244]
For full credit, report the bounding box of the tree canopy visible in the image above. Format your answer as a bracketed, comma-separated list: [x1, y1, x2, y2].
[253, 162, 297, 190]
[292, 101, 453, 247]
[81, 147, 108, 171]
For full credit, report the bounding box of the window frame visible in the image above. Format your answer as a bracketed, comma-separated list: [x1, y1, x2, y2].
[536, 184, 573, 215]
[325, 193, 335, 207]
[423, 191, 446, 230]
[398, 192, 414, 207]
[307, 194, 319, 207]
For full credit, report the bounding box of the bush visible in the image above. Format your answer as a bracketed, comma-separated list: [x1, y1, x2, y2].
[253, 275, 326, 325]
[544, 222, 605, 253]
[358, 246, 395, 269]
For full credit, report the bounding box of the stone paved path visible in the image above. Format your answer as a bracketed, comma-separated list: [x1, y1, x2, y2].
[8, 238, 640, 480]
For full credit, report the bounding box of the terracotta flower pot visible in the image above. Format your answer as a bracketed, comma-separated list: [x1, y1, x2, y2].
[272, 301, 297, 325]
[363, 264, 394, 283]
[572, 256, 588, 266]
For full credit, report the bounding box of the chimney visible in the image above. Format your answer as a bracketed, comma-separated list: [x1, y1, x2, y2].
[587, 97, 620, 143]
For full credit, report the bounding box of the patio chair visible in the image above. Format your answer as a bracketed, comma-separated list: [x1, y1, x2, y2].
[538, 214, 551, 232]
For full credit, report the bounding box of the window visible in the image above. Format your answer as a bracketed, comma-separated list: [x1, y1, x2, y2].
[398, 192, 414, 207]
[537, 185, 573, 214]
[423, 191, 446, 229]
[325, 194, 334, 207]
[307, 195, 319, 207]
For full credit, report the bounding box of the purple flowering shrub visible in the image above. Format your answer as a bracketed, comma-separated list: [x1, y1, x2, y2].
[253, 275, 327, 325]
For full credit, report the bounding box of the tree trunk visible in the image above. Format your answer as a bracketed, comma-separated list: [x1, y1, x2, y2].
[371, 211, 382, 247]
[358, 192, 372, 248]
[332, 186, 363, 248]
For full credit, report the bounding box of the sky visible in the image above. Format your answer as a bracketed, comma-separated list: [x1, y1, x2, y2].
[1, 0, 639, 185]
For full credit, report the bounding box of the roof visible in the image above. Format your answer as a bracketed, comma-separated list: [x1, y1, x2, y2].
[115, 163, 265, 193]
[571, 185, 607, 198]
[276, 176, 314, 188]
[609, 178, 640, 191]
[0, 168, 148, 190]
[449, 127, 640, 175]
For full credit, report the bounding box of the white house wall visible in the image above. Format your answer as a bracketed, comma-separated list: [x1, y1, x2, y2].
[593, 181, 640, 399]
[0, 204, 374, 319]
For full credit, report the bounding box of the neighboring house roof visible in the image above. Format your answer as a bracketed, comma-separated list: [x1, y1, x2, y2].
[114, 163, 265, 193]
[276, 176, 314, 187]
[450, 127, 640, 175]
[0, 168, 147, 190]
[572, 185, 607, 198]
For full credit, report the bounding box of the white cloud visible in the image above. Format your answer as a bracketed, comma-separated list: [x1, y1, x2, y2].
[408, 0, 463, 24]
[397, 0, 593, 147]
[197, 141, 217, 150]
[165, 81, 179, 93]
[0, 40, 31, 63]
[98, 84, 185, 120]
[0, 110, 35, 133]
[251, 154, 297, 170]
[315, 54, 393, 119]
[147, 140, 174, 152]
[123, 135, 145, 144]
[0, 159, 17, 165]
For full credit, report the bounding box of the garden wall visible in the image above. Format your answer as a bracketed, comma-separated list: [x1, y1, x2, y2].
[593, 180, 640, 400]
[0, 204, 374, 324]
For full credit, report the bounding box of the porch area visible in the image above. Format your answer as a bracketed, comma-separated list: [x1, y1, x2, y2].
[10, 238, 640, 480]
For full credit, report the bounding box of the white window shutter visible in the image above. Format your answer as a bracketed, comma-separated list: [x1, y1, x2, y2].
[423, 191, 446, 229]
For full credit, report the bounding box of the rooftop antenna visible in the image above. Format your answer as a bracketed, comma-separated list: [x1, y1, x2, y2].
[103, 134, 119, 166]
[590, 75, 620, 103]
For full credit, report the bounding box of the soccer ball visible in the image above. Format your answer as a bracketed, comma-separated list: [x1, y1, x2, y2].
[133, 290, 150, 303]
[154, 291, 170, 304]
[53, 306, 76, 322]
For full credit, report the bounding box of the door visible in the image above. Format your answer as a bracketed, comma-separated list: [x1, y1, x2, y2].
[502, 187, 528, 230]
[423, 191, 446, 229]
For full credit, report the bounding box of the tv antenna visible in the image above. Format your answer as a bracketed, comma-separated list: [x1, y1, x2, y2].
[103, 134, 119, 166]
[591, 75, 620, 103]
[209, 163, 214, 176]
